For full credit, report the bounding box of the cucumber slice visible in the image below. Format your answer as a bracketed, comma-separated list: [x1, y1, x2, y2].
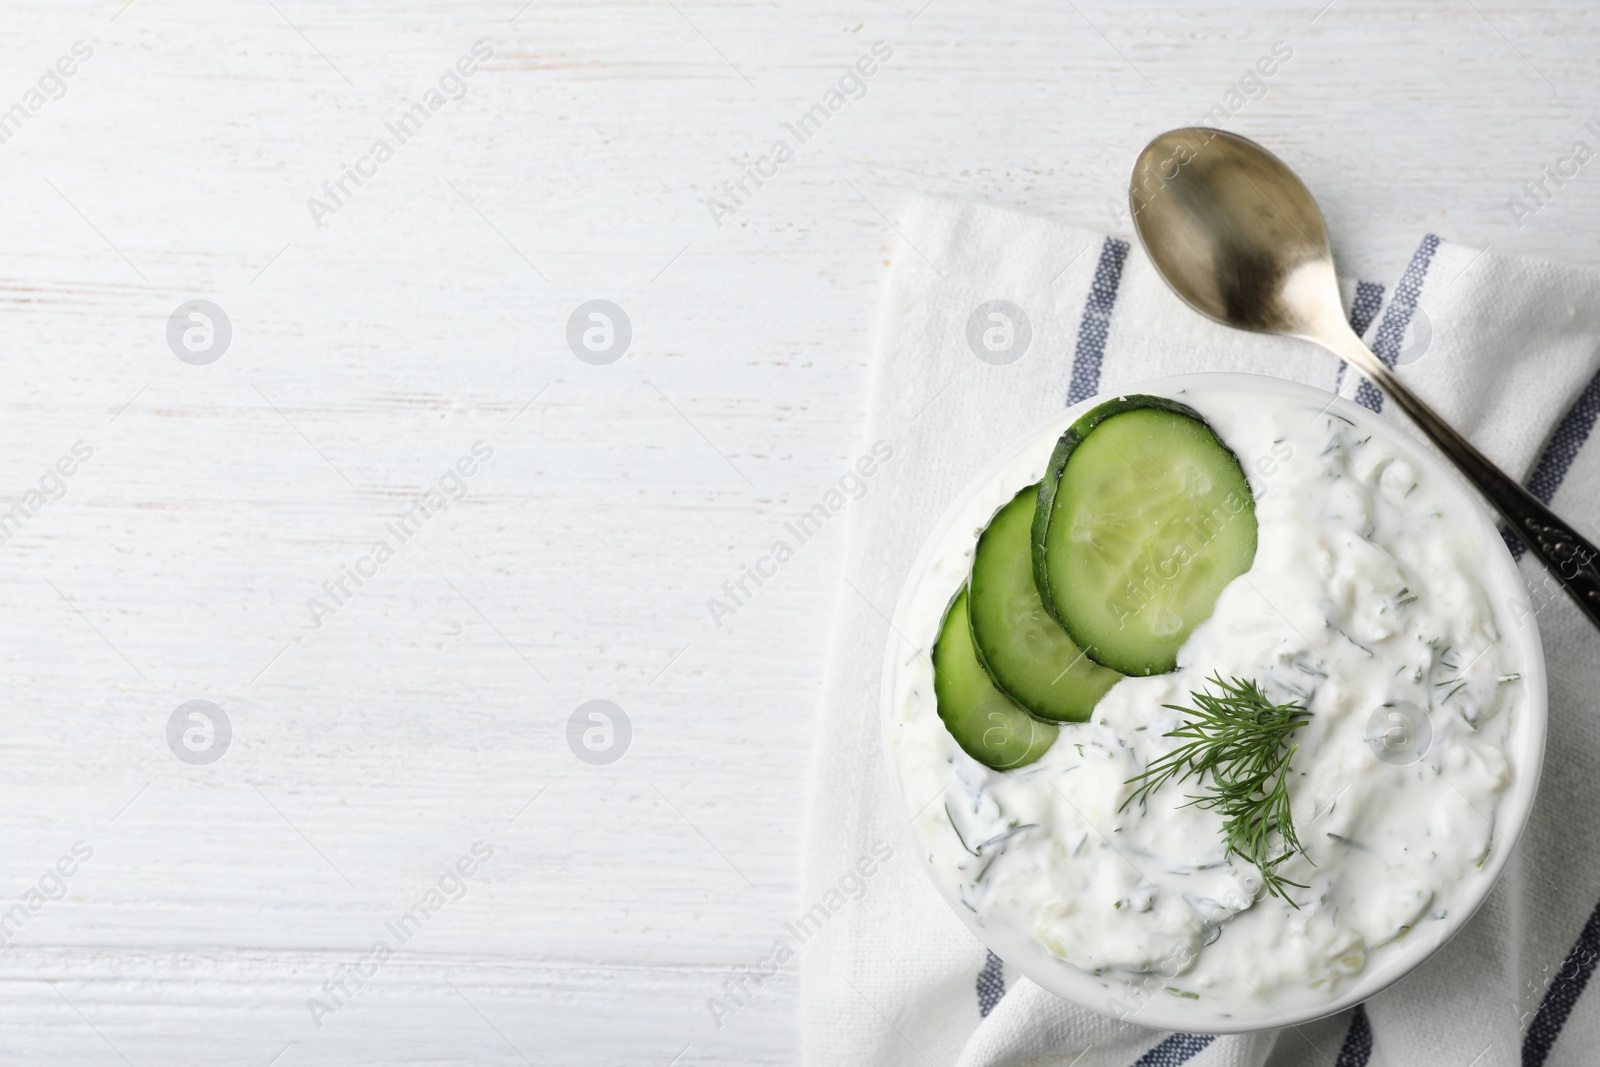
[1033, 395, 1257, 676]
[933, 588, 1058, 770]
[969, 485, 1122, 722]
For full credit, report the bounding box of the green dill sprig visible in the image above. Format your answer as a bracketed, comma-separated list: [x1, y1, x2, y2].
[1120, 674, 1313, 905]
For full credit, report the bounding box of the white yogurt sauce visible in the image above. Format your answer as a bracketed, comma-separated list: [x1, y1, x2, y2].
[890, 384, 1526, 1013]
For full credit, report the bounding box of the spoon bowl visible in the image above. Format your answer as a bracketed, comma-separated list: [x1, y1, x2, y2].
[1131, 128, 1341, 337]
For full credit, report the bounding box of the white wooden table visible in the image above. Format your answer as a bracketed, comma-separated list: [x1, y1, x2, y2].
[0, 1, 1596, 1062]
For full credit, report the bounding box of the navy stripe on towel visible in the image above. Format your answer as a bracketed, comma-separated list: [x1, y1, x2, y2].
[1356, 234, 1441, 412]
[1334, 281, 1386, 395]
[976, 950, 1005, 1017]
[1524, 896, 1600, 1066]
[1502, 524, 1528, 560]
[1066, 237, 1130, 405]
[1131, 1032, 1214, 1067]
[1501, 365, 1600, 561]
[1349, 280, 1386, 339]
[1528, 368, 1600, 506]
[1335, 1004, 1373, 1067]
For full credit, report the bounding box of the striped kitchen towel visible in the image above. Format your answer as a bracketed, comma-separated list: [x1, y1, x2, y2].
[800, 194, 1600, 1067]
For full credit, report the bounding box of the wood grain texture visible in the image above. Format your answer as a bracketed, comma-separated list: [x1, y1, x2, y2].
[0, 0, 1596, 1062]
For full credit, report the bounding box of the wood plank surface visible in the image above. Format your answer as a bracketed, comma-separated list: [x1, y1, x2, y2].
[0, 0, 1596, 1062]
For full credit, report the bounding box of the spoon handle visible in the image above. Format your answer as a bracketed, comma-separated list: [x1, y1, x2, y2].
[1322, 327, 1600, 632]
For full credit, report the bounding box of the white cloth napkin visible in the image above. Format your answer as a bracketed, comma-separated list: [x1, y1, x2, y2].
[801, 194, 1600, 1067]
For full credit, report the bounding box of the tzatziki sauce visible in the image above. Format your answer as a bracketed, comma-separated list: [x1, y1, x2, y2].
[889, 382, 1531, 1016]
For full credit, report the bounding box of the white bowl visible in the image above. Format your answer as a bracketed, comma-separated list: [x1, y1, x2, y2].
[881, 371, 1548, 1033]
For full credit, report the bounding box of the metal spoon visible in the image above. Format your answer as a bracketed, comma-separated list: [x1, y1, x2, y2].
[1130, 126, 1600, 631]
